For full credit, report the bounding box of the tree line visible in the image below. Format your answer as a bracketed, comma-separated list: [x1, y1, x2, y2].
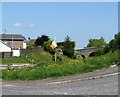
[27, 32, 120, 58]
[85, 32, 120, 56]
[34, 35, 75, 58]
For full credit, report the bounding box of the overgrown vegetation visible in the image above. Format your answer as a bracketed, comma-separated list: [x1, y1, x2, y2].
[2, 51, 52, 65]
[86, 32, 120, 56]
[2, 50, 118, 80]
[2, 56, 29, 64]
[2, 32, 119, 80]
[107, 32, 120, 52]
[87, 37, 106, 48]
[43, 35, 76, 58]
[62, 36, 76, 58]
[26, 40, 35, 48]
[43, 39, 55, 54]
[86, 37, 106, 56]
[35, 35, 50, 47]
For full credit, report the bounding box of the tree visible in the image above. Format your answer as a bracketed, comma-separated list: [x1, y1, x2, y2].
[103, 44, 110, 54]
[108, 32, 120, 52]
[114, 32, 120, 49]
[87, 37, 106, 47]
[86, 37, 106, 56]
[27, 40, 35, 48]
[62, 36, 76, 58]
[43, 40, 55, 54]
[114, 32, 120, 64]
[34, 35, 50, 47]
[108, 39, 116, 52]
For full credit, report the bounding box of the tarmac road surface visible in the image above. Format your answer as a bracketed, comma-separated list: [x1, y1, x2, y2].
[2, 66, 120, 95]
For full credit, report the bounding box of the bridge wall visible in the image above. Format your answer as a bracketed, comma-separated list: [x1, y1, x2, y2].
[77, 48, 96, 58]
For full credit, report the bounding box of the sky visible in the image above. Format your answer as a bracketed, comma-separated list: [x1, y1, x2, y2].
[2, 2, 118, 49]
[1, 0, 120, 2]
[118, 2, 120, 32]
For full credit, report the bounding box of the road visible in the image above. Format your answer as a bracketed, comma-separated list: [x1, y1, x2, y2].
[2, 66, 119, 95]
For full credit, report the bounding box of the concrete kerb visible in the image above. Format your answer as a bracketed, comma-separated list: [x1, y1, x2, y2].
[46, 70, 119, 85]
[46, 66, 120, 84]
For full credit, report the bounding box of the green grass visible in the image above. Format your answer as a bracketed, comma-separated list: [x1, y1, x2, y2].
[26, 51, 53, 64]
[2, 56, 29, 64]
[2, 51, 53, 64]
[26, 40, 35, 48]
[0, 59, 2, 64]
[2, 50, 118, 80]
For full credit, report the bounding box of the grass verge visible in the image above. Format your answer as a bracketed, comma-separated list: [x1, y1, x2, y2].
[2, 50, 118, 80]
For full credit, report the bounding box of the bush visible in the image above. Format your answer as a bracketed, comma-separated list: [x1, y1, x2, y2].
[108, 32, 120, 52]
[103, 44, 110, 54]
[43, 40, 55, 54]
[35, 35, 50, 47]
[87, 37, 106, 47]
[94, 48, 104, 56]
[62, 36, 76, 58]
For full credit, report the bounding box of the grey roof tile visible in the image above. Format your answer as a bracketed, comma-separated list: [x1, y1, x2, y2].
[0, 34, 25, 40]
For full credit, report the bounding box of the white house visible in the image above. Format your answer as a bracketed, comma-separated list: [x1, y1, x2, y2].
[0, 40, 12, 52]
[0, 34, 28, 58]
[23, 42, 27, 49]
[12, 49, 20, 57]
[0, 40, 21, 58]
[0, 40, 12, 58]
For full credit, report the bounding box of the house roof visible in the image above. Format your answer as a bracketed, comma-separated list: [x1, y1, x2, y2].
[0, 40, 11, 48]
[0, 34, 25, 40]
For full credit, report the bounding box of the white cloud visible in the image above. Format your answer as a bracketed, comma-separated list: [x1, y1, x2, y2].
[14, 23, 22, 27]
[28, 24, 35, 27]
[13, 23, 35, 28]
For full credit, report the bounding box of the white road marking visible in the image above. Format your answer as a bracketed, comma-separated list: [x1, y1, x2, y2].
[3, 84, 14, 87]
[54, 92, 68, 95]
[54, 92, 60, 94]
[46, 81, 68, 85]
[63, 92, 68, 95]
[104, 84, 107, 86]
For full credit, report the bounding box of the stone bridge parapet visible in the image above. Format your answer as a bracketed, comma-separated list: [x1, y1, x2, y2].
[76, 47, 104, 58]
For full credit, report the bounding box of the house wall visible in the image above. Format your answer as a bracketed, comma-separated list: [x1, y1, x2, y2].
[4, 41, 23, 49]
[12, 49, 20, 57]
[0, 41, 11, 52]
[23, 42, 27, 49]
[0, 52, 12, 58]
[0, 41, 12, 58]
